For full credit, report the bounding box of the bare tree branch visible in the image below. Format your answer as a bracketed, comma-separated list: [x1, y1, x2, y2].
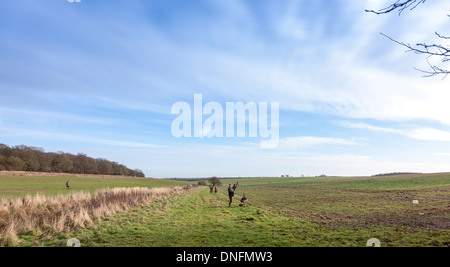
[379, 33, 450, 78]
[435, 32, 450, 40]
[366, 1, 449, 78]
[365, 0, 427, 15]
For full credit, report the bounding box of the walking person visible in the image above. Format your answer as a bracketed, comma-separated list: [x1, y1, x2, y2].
[228, 184, 235, 208]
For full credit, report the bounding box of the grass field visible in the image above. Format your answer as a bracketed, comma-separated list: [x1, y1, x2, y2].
[238, 174, 449, 233]
[1, 173, 449, 247]
[8, 173, 446, 247]
[0, 175, 192, 199]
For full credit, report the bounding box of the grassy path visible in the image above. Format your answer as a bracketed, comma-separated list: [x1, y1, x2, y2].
[41, 187, 324, 247]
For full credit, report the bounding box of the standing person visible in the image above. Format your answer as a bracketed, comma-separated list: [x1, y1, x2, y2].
[209, 184, 214, 194]
[228, 184, 235, 208]
[66, 180, 70, 190]
[214, 186, 218, 195]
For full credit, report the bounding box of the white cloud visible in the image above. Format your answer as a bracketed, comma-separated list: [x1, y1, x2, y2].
[278, 136, 361, 149]
[336, 121, 400, 134]
[407, 128, 450, 142]
[122, 142, 450, 177]
[433, 153, 450, 157]
[339, 120, 450, 143]
[2, 0, 450, 177]
[96, 140, 160, 148]
[5, 0, 449, 128]
[183, 3, 450, 130]
[0, 126, 160, 149]
[0, 107, 112, 125]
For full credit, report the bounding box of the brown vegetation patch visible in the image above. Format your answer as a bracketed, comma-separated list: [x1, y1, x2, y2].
[0, 185, 197, 246]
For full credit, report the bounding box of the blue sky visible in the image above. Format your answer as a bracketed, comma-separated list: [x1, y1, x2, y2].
[1, 0, 450, 178]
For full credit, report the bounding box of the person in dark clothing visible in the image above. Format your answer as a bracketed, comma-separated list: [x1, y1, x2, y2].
[209, 184, 214, 194]
[214, 186, 218, 195]
[66, 180, 70, 190]
[228, 184, 235, 208]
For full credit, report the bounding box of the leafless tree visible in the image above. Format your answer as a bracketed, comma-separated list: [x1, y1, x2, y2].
[366, 0, 449, 78]
[366, 0, 427, 15]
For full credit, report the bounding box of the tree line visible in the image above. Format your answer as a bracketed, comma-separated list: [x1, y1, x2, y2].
[0, 144, 145, 177]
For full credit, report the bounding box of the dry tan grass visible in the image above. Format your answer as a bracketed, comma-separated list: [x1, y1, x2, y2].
[0, 185, 196, 246]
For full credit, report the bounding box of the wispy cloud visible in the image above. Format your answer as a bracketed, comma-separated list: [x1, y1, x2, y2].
[336, 121, 400, 134]
[278, 136, 362, 149]
[95, 140, 160, 148]
[0, 126, 160, 149]
[408, 128, 450, 142]
[2, 0, 450, 177]
[0, 107, 112, 125]
[433, 153, 450, 157]
[339, 120, 450, 143]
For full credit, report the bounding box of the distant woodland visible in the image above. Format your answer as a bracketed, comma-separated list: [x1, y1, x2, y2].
[0, 144, 145, 177]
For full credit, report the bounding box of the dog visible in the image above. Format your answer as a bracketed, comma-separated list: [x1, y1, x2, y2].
[239, 193, 248, 207]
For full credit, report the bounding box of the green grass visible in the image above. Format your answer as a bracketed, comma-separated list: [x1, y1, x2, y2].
[231, 173, 450, 190]
[241, 174, 449, 232]
[325, 173, 450, 190]
[227, 176, 343, 187]
[36, 184, 448, 247]
[0, 175, 193, 199]
[5, 173, 450, 247]
[35, 188, 368, 247]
